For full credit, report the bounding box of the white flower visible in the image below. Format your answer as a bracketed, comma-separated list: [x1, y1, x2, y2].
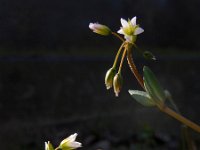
[89, 23, 111, 36]
[59, 133, 82, 150]
[117, 17, 144, 43]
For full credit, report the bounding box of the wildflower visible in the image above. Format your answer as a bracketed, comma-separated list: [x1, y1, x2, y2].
[45, 141, 54, 150]
[59, 133, 82, 150]
[113, 73, 123, 97]
[117, 17, 144, 43]
[105, 67, 116, 89]
[89, 23, 111, 36]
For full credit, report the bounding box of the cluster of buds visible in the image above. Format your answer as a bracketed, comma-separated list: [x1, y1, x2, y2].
[45, 133, 82, 150]
[89, 17, 144, 97]
[105, 67, 123, 97]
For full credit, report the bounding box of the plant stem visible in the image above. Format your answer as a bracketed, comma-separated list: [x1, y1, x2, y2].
[111, 32, 125, 42]
[158, 106, 200, 133]
[112, 42, 125, 68]
[126, 45, 145, 89]
[118, 47, 127, 73]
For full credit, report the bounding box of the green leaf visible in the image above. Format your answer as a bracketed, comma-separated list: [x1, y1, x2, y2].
[128, 90, 156, 107]
[143, 66, 166, 103]
[143, 51, 156, 61]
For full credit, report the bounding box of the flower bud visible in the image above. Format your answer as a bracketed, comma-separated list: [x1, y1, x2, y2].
[143, 51, 156, 61]
[45, 141, 54, 150]
[59, 133, 82, 150]
[113, 73, 123, 97]
[105, 67, 116, 90]
[89, 23, 111, 36]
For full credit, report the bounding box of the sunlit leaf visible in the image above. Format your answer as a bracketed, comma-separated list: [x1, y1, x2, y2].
[128, 90, 156, 107]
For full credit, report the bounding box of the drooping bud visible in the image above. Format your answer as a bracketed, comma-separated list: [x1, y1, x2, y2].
[113, 73, 123, 97]
[105, 67, 116, 89]
[89, 23, 111, 36]
[45, 141, 54, 150]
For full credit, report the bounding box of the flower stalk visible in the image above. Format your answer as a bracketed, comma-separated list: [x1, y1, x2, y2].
[126, 44, 144, 89]
[112, 42, 126, 68]
[111, 32, 125, 42]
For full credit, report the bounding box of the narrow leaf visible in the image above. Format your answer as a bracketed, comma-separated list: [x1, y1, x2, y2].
[143, 66, 166, 103]
[128, 90, 156, 107]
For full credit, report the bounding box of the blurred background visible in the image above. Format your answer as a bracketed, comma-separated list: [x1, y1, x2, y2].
[0, 0, 200, 149]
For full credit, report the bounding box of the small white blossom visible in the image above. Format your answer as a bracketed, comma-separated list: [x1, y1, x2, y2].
[117, 17, 144, 43]
[59, 133, 82, 150]
[89, 23, 111, 36]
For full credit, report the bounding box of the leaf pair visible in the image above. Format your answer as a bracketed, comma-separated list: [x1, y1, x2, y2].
[129, 66, 166, 107]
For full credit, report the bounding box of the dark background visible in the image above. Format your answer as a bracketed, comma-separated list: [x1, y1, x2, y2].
[0, 0, 200, 149]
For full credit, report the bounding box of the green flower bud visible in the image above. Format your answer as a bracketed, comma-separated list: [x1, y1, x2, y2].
[143, 51, 156, 61]
[105, 67, 116, 90]
[45, 141, 54, 150]
[89, 23, 111, 36]
[113, 73, 123, 97]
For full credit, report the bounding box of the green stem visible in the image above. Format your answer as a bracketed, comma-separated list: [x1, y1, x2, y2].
[118, 47, 127, 73]
[112, 42, 126, 68]
[158, 105, 200, 133]
[111, 32, 125, 42]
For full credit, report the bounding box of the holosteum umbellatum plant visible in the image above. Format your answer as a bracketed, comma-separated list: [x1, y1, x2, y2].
[89, 17, 200, 134]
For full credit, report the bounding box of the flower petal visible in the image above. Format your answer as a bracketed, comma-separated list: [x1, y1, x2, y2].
[134, 27, 144, 35]
[45, 142, 48, 150]
[89, 23, 95, 30]
[61, 133, 78, 145]
[131, 17, 137, 26]
[120, 18, 129, 27]
[67, 133, 78, 142]
[117, 28, 124, 35]
[68, 142, 82, 148]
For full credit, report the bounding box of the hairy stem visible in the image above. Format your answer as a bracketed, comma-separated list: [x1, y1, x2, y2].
[126, 45, 145, 89]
